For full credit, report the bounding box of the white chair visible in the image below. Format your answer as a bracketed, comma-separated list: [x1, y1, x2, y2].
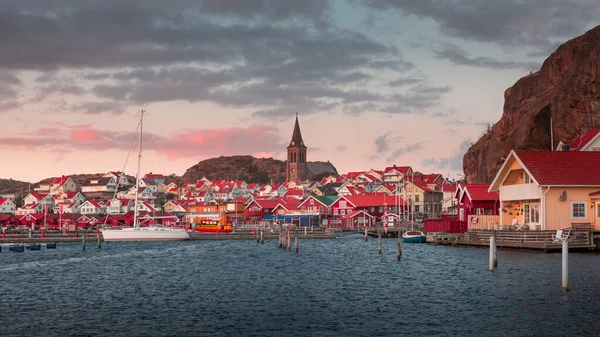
[552, 229, 570, 244]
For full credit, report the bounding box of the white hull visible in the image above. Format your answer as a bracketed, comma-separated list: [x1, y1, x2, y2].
[101, 227, 190, 241]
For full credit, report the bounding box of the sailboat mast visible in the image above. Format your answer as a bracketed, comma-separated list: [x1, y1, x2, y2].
[133, 109, 145, 228]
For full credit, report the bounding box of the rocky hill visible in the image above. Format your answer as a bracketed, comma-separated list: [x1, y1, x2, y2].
[0, 179, 31, 194]
[181, 155, 337, 184]
[182, 156, 286, 184]
[463, 25, 600, 183]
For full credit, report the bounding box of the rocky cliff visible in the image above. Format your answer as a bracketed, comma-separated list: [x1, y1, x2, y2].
[182, 155, 337, 184]
[464, 25, 600, 183]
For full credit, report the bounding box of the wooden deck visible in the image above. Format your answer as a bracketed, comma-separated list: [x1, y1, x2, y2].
[427, 230, 596, 252]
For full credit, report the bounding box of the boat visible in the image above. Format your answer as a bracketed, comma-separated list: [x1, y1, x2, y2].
[402, 231, 427, 243]
[101, 110, 190, 242]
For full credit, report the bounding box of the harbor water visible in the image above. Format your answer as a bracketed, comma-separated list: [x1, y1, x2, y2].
[1, 234, 599, 336]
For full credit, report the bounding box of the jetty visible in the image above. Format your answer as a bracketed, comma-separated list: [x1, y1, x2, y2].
[427, 230, 596, 252]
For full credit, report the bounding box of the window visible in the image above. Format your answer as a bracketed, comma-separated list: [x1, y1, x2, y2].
[597, 204, 600, 219]
[319, 206, 323, 212]
[370, 207, 375, 212]
[524, 172, 532, 184]
[415, 195, 420, 202]
[378, 207, 383, 212]
[310, 199, 314, 205]
[572, 202, 586, 219]
[415, 205, 420, 213]
[334, 210, 338, 215]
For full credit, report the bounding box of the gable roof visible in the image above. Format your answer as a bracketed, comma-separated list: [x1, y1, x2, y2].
[343, 195, 408, 207]
[287, 114, 306, 148]
[494, 150, 600, 187]
[462, 184, 498, 201]
[565, 128, 600, 151]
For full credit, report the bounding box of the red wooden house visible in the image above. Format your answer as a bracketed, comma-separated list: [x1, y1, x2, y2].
[245, 198, 281, 221]
[329, 195, 408, 228]
[455, 183, 500, 224]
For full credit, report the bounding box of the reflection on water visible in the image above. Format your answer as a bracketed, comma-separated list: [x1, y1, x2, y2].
[1, 235, 599, 336]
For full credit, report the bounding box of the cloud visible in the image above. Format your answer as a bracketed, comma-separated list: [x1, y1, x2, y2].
[386, 141, 425, 163]
[420, 139, 472, 171]
[336, 145, 347, 152]
[0, 1, 450, 117]
[433, 42, 540, 70]
[359, 0, 600, 53]
[0, 123, 284, 160]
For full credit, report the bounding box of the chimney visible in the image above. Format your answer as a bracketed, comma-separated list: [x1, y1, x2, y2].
[562, 143, 570, 151]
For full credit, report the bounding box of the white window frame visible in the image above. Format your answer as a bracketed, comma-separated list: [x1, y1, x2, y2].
[571, 201, 587, 219]
[524, 172, 532, 184]
[597, 203, 600, 219]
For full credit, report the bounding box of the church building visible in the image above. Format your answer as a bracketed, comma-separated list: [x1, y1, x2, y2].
[287, 114, 309, 182]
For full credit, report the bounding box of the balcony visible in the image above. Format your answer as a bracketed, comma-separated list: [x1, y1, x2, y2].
[500, 184, 540, 201]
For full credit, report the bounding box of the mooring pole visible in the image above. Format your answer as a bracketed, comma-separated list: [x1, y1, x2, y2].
[82, 230, 86, 251]
[260, 230, 264, 244]
[295, 229, 298, 254]
[493, 232, 498, 267]
[397, 233, 402, 260]
[562, 240, 569, 291]
[378, 230, 382, 254]
[364, 227, 368, 242]
[287, 227, 291, 252]
[489, 236, 495, 271]
[97, 230, 101, 249]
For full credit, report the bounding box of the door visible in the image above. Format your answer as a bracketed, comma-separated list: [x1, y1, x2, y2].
[523, 203, 540, 229]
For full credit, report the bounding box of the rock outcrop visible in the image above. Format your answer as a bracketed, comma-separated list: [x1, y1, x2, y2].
[182, 155, 337, 184]
[464, 25, 600, 183]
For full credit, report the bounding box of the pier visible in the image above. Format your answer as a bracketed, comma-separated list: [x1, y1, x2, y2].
[427, 230, 596, 252]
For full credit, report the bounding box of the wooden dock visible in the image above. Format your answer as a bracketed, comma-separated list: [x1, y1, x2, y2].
[427, 230, 596, 252]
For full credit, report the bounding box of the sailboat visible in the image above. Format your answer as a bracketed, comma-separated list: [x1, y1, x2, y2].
[101, 110, 190, 241]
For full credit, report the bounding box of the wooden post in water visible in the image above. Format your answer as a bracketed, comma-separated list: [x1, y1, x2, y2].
[256, 227, 260, 243]
[260, 230, 264, 244]
[278, 223, 284, 248]
[493, 232, 498, 267]
[304, 226, 307, 236]
[82, 230, 86, 250]
[97, 230, 101, 249]
[378, 230, 382, 254]
[364, 227, 368, 242]
[489, 236, 495, 271]
[562, 240, 569, 291]
[287, 227, 291, 252]
[295, 229, 298, 254]
[396, 232, 402, 260]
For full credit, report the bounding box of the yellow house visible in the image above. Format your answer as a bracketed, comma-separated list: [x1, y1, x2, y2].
[489, 150, 600, 230]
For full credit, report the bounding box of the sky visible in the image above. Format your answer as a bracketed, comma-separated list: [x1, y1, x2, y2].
[0, 0, 599, 183]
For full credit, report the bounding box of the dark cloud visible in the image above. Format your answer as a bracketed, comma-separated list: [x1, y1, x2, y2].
[433, 43, 540, 70]
[0, 70, 20, 112]
[359, 0, 599, 52]
[389, 77, 424, 87]
[386, 141, 425, 163]
[420, 139, 472, 171]
[1, 1, 449, 116]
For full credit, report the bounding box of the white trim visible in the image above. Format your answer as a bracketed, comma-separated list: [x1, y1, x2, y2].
[570, 201, 587, 219]
[579, 131, 600, 151]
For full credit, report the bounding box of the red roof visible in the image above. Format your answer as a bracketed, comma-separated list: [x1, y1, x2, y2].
[247, 198, 280, 209]
[383, 165, 411, 174]
[342, 210, 374, 219]
[0, 198, 8, 206]
[413, 182, 434, 193]
[566, 128, 600, 151]
[442, 184, 457, 192]
[516, 150, 600, 185]
[462, 184, 498, 201]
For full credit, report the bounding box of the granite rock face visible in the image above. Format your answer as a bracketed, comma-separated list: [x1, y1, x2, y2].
[464, 25, 600, 183]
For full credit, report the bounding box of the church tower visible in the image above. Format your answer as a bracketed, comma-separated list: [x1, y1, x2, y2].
[287, 113, 308, 182]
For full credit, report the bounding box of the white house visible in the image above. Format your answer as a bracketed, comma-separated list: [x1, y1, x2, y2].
[103, 171, 130, 187]
[0, 198, 16, 214]
[24, 193, 54, 208]
[79, 200, 106, 215]
[16, 203, 43, 215]
[81, 177, 117, 193]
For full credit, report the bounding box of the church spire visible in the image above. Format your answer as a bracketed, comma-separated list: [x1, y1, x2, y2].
[288, 113, 306, 148]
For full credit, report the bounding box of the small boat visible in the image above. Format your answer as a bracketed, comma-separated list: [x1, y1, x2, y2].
[402, 231, 427, 243]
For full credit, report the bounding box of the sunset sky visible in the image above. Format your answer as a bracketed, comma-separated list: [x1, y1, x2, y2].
[1, 1, 598, 183]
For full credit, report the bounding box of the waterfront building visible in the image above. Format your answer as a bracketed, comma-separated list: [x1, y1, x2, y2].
[455, 183, 499, 230]
[489, 150, 600, 231]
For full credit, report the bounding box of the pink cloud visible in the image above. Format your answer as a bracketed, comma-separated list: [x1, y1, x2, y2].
[0, 123, 285, 160]
[71, 128, 102, 142]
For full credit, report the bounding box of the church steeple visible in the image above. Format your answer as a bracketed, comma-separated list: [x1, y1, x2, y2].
[288, 113, 306, 149]
[286, 113, 308, 182]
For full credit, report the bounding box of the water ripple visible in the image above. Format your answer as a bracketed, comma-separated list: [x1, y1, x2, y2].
[0, 235, 599, 336]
